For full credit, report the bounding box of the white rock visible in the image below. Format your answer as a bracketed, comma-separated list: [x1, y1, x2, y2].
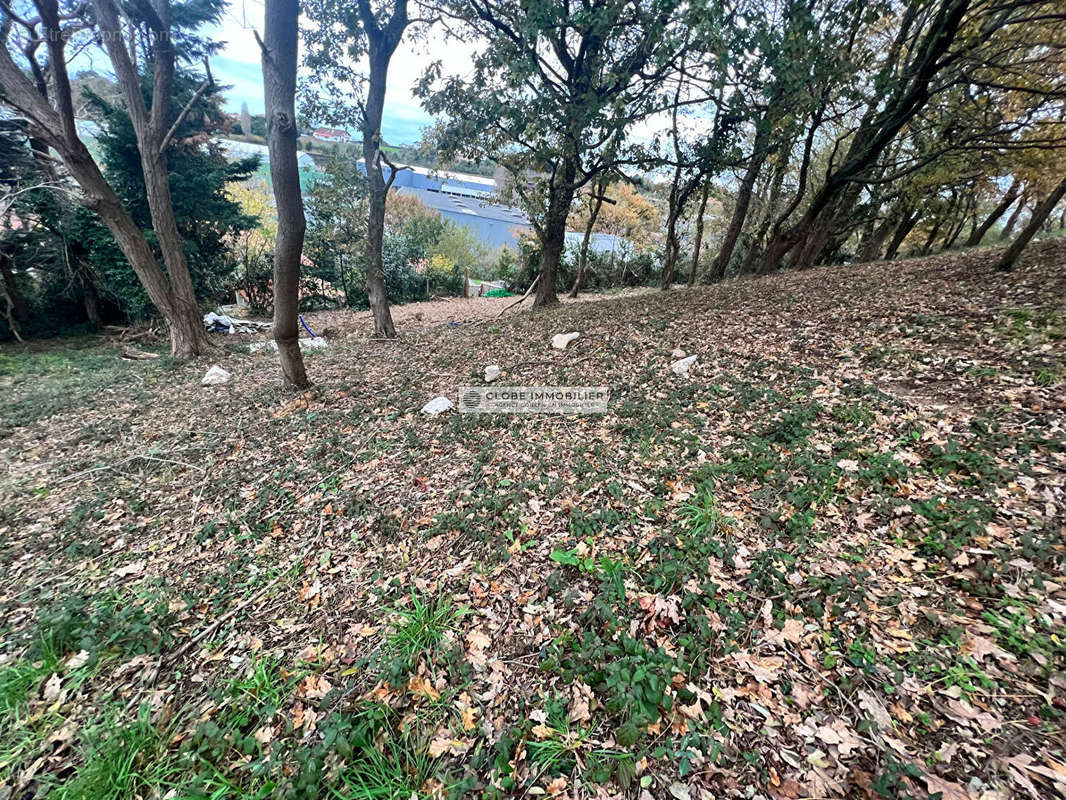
[671, 347, 686, 359]
[671, 355, 697, 376]
[302, 337, 328, 350]
[551, 331, 580, 350]
[421, 396, 454, 416]
[484, 365, 501, 382]
[201, 364, 231, 385]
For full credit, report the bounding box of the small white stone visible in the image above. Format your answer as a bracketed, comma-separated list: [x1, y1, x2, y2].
[420, 396, 454, 416]
[671, 355, 697, 376]
[551, 331, 580, 350]
[201, 364, 232, 385]
[671, 347, 686, 359]
[484, 365, 501, 382]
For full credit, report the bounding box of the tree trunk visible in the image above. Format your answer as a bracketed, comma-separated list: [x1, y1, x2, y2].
[73, 153, 198, 349]
[0, 249, 28, 325]
[138, 149, 208, 358]
[92, 0, 209, 359]
[660, 211, 681, 289]
[919, 221, 942, 256]
[995, 175, 1066, 272]
[856, 203, 901, 263]
[885, 208, 919, 259]
[688, 181, 710, 286]
[739, 160, 787, 275]
[262, 0, 310, 387]
[998, 195, 1026, 241]
[357, 2, 409, 338]
[569, 189, 605, 298]
[533, 167, 576, 309]
[71, 248, 103, 329]
[943, 194, 972, 250]
[790, 205, 837, 270]
[710, 147, 766, 281]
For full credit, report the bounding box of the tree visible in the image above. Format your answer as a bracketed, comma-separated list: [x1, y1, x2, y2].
[304, 0, 424, 337]
[687, 179, 711, 285]
[754, 0, 1066, 273]
[0, 0, 225, 357]
[995, 174, 1066, 271]
[568, 176, 610, 298]
[260, 0, 310, 388]
[965, 178, 1019, 246]
[421, 0, 688, 308]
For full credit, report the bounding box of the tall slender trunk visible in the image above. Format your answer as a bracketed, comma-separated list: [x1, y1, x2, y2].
[356, 1, 409, 336]
[262, 0, 309, 387]
[711, 154, 764, 281]
[856, 200, 901, 263]
[660, 212, 681, 289]
[362, 62, 397, 337]
[995, 175, 1066, 272]
[998, 195, 1026, 241]
[740, 160, 787, 275]
[942, 193, 972, 250]
[688, 181, 710, 286]
[569, 189, 605, 298]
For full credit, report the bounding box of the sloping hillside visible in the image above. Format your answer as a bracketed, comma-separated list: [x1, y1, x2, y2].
[1, 241, 1064, 799]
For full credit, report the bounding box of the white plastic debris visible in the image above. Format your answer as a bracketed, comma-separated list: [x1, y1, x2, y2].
[203, 311, 271, 335]
[484, 365, 501, 382]
[420, 396, 454, 416]
[671, 355, 697, 376]
[248, 338, 327, 354]
[551, 331, 580, 350]
[201, 364, 232, 385]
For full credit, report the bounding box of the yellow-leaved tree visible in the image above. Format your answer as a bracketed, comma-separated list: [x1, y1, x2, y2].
[226, 179, 278, 314]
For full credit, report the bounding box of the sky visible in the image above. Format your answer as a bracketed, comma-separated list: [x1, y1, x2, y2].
[204, 0, 457, 146]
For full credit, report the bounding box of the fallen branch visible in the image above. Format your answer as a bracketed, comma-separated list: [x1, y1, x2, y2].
[493, 274, 540, 319]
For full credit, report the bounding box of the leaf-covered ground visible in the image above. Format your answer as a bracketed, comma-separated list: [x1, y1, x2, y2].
[1, 241, 1065, 800]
